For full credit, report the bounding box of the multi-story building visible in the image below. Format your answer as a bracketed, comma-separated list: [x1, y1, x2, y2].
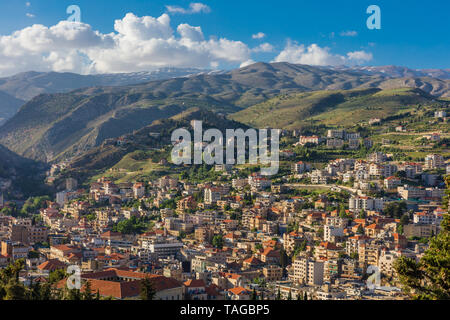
[204, 187, 222, 204]
[262, 265, 283, 282]
[413, 211, 443, 225]
[291, 256, 324, 285]
[349, 196, 385, 212]
[424, 154, 445, 170]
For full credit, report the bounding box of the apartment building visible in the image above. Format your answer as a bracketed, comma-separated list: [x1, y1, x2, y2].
[291, 256, 324, 285]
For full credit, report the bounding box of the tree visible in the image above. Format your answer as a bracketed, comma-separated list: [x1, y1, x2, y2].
[394, 212, 450, 299]
[83, 280, 94, 300]
[48, 269, 67, 284]
[400, 214, 410, 226]
[65, 288, 81, 300]
[397, 224, 404, 235]
[212, 235, 224, 249]
[4, 281, 27, 300]
[339, 204, 347, 218]
[140, 277, 156, 300]
[251, 288, 257, 300]
[358, 209, 366, 219]
[356, 224, 364, 235]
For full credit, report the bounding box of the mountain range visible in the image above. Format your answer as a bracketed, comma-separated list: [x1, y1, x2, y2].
[0, 62, 448, 164]
[0, 68, 205, 125]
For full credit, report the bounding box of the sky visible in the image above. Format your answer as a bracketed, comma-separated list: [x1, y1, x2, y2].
[0, 0, 448, 76]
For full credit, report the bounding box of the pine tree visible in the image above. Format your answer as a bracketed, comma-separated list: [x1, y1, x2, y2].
[251, 288, 257, 300]
[140, 277, 156, 300]
[394, 177, 450, 299]
[83, 280, 94, 300]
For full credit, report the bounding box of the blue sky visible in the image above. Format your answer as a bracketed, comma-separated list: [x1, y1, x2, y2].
[0, 0, 448, 76]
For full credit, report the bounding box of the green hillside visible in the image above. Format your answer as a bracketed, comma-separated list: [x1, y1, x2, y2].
[229, 88, 437, 129]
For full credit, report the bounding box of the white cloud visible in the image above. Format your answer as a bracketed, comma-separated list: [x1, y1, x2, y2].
[252, 43, 274, 53]
[166, 2, 211, 15]
[177, 24, 204, 42]
[346, 51, 373, 63]
[340, 30, 358, 37]
[26, 13, 35, 18]
[273, 41, 372, 66]
[26, 2, 31, 7]
[0, 12, 252, 76]
[252, 32, 266, 39]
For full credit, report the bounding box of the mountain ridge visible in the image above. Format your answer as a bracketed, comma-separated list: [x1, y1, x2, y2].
[0, 62, 449, 163]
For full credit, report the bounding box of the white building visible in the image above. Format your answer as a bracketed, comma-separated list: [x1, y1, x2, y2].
[349, 196, 385, 212]
[424, 154, 445, 170]
[324, 225, 344, 242]
[291, 256, 324, 286]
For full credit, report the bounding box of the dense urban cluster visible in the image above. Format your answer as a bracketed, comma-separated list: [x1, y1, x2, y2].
[0, 123, 449, 300]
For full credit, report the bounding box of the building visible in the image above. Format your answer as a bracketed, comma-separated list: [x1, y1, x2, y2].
[141, 238, 184, 259]
[327, 138, 344, 149]
[77, 268, 184, 300]
[368, 152, 387, 163]
[299, 136, 320, 146]
[324, 225, 344, 242]
[349, 197, 385, 212]
[384, 176, 402, 190]
[424, 154, 445, 170]
[291, 256, 324, 286]
[292, 161, 307, 174]
[413, 211, 443, 225]
[204, 187, 222, 204]
[133, 183, 145, 198]
[327, 130, 345, 139]
[434, 110, 447, 118]
[262, 265, 283, 282]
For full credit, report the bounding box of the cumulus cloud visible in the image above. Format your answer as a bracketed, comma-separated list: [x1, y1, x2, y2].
[166, 2, 211, 15]
[273, 41, 372, 66]
[346, 50, 373, 63]
[340, 30, 358, 37]
[252, 43, 274, 53]
[252, 32, 266, 39]
[26, 13, 35, 18]
[0, 12, 253, 76]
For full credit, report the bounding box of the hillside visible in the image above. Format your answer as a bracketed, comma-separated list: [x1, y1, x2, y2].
[229, 88, 440, 129]
[1, 62, 449, 162]
[0, 91, 25, 125]
[0, 144, 49, 198]
[56, 109, 248, 185]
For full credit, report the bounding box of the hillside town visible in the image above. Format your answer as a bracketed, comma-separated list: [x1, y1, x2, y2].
[1, 125, 448, 301]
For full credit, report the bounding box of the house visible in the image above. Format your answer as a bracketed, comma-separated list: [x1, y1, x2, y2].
[184, 279, 208, 300]
[37, 259, 67, 273]
[69, 268, 184, 300]
[260, 247, 280, 264]
[384, 176, 401, 190]
[227, 286, 251, 300]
